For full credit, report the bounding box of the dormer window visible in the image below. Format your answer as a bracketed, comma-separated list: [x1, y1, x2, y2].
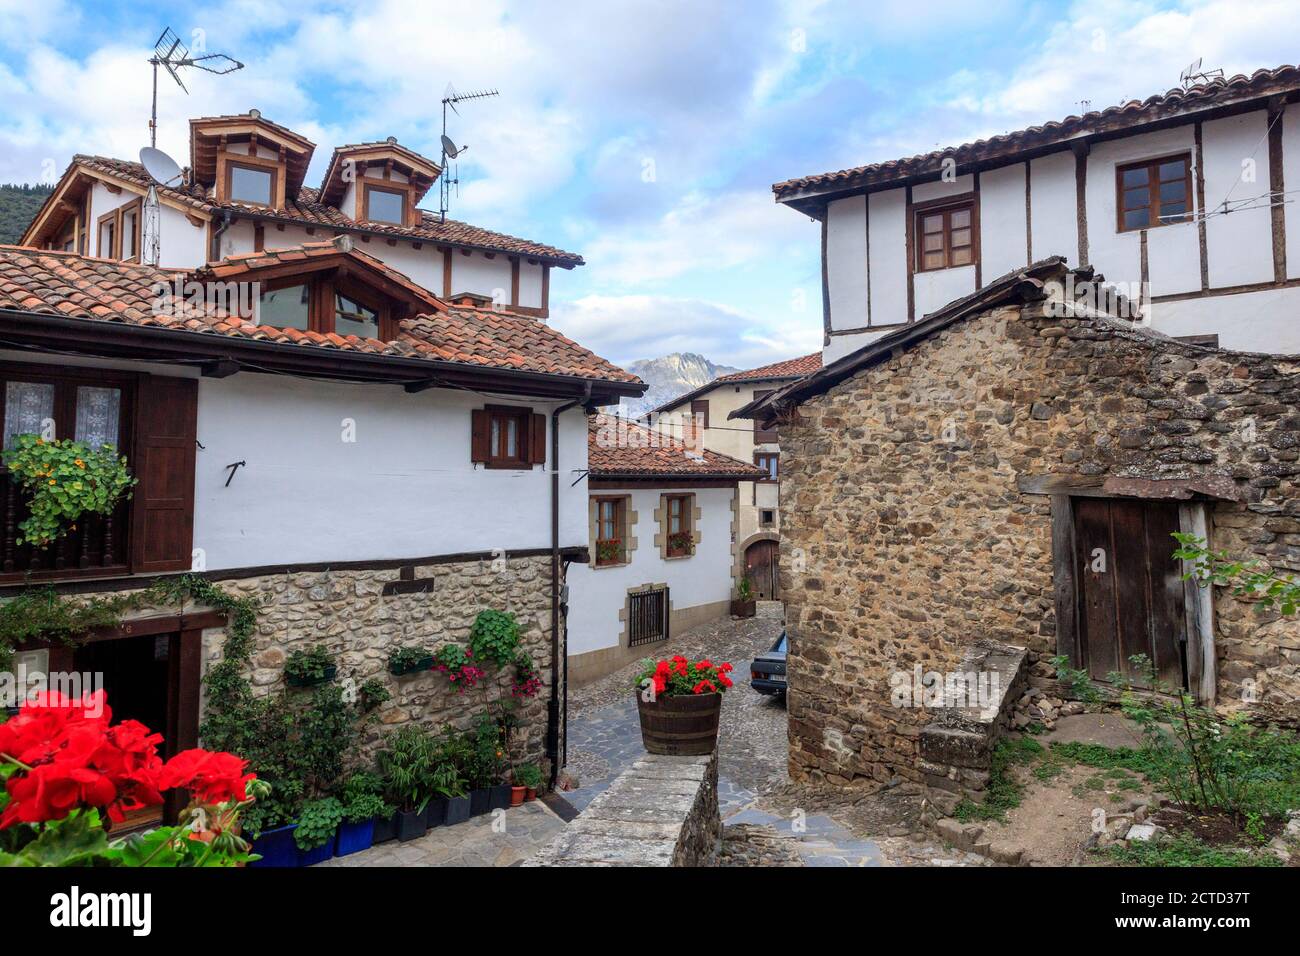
[227, 162, 275, 207]
[254, 273, 395, 342]
[363, 184, 406, 225]
[333, 292, 380, 338]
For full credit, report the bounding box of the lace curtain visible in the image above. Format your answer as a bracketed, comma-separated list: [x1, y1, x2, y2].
[3, 381, 55, 449]
[74, 386, 122, 451]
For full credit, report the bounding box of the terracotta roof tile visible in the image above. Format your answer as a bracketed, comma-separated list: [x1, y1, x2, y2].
[587, 414, 765, 479]
[775, 65, 1300, 202]
[0, 244, 638, 385]
[715, 351, 822, 383]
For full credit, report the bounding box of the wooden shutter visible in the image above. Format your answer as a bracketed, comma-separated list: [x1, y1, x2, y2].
[131, 375, 197, 573]
[529, 413, 547, 466]
[470, 408, 490, 463]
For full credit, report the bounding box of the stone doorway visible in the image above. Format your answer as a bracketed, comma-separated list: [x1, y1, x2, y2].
[744, 539, 779, 600]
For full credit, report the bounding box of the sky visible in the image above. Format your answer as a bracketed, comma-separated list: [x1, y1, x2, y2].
[1, 0, 1299, 370]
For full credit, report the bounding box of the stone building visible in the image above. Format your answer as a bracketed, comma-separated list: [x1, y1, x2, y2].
[735, 259, 1300, 795]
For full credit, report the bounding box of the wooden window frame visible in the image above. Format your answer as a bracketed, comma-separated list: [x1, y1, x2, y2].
[483, 404, 532, 470]
[361, 181, 410, 226]
[256, 272, 398, 340]
[1115, 152, 1193, 233]
[754, 451, 779, 483]
[913, 195, 978, 273]
[752, 389, 778, 443]
[0, 362, 139, 582]
[594, 495, 629, 567]
[664, 493, 694, 558]
[219, 153, 283, 210]
[690, 399, 710, 428]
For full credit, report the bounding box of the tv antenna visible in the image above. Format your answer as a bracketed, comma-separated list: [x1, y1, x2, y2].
[1179, 58, 1224, 90]
[439, 84, 499, 222]
[148, 27, 244, 146]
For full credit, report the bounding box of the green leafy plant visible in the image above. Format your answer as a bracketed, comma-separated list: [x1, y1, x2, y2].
[596, 538, 625, 564]
[0, 587, 129, 671]
[342, 773, 391, 824]
[953, 736, 1043, 823]
[378, 724, 439, 813]
[388, 644, 434, 675]
[464, 712, 506, 789]
[515, 763, 542, 790]
[735, 576, 753, 601]
[284, 644, 336, 686]
[1099, 832, 1282, 868]
[469, 609, 521, 667]
[294, 796, 344, 851]
[1049, 654, 1102, 704]
[667, 530, 694, 555]
[1173, 532, 1300, 614]
[1, 435, 136, 548]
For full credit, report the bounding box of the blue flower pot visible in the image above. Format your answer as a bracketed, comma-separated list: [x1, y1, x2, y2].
[444, 794, 471, 826]
[248, 823, 300, 868]
[489, 784, 512, 810]
[297, 831, 336, 866]
[469, 787, 491, 816]
[335, 818, 375, 857]
[424, 797, 448, 828]
[373, 811, 397, 844]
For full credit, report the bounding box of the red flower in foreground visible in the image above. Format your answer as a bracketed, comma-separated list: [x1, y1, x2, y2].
[692, 680, 718, 695]
[159, 749, 254, 805]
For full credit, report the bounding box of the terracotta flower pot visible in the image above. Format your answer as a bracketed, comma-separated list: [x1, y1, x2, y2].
[510, 785, 526, 807]
[526, 787, 537, 801]
[636, 691, 722, 755]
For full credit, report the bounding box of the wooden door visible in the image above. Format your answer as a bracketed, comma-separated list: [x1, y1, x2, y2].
[745, 540, 780, 600]
[1073, 498, 1186, 688]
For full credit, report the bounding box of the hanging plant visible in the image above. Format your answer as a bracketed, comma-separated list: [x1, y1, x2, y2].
[1, 435, 136, 548]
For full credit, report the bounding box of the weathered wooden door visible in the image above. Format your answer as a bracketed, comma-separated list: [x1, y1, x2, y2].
[1073, 498, 1186, 688]
[745, 539, 780, 600]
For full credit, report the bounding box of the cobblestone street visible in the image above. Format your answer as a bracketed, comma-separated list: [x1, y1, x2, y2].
[566, 615, 989, 866]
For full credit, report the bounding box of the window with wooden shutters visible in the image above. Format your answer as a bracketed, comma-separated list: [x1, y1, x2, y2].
[594, 496, 628, 567]
[0, 365, 136, 579]
[131, 375, 198, 574]
[470, 405, 545, 469]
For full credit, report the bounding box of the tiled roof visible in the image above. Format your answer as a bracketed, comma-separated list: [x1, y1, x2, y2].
[651, 351, 823, 414]
[774, 65, 1300, 202]
[0, 244, 637, 384]
[587, 414, 765, 479]
[60, 155, 584, 265]
[715, 351, 822, 383]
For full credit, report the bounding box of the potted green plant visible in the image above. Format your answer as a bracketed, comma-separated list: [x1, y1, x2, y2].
[634, 656, 734, 755]
[730, 576, 756, 618]
[336, 772, 390, 856]
[294, 796, 344, 865]
[516, 763, 542, 802]
[466, 713, 504, 815]
[284, 644, 337, 687]
[0, 435, 136, 548]
[388, 644, 434, 677]
[667, 530, 695, 556]
[379, 725, 437, 842]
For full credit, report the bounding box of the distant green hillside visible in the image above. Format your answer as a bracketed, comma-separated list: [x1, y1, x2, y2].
[0, 184, 54, 245]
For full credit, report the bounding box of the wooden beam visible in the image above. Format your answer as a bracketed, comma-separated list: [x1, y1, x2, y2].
[1194, 122, 1210, 291]
[1177, 502, 1216, 705]
[1268, 98, 1288, 284]
[1017, 473, 1245, 502]
[510, 256, 520, 307]
[1050, 495, 1079, 664]
[1072, 140, 1090, 267]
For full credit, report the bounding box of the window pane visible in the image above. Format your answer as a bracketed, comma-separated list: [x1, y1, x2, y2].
[950, 208, 971, 229]
[74, 386, 121, 451]
[1159, 180, 1186, 203]
[229, 165, 273, 205]
[923, 251, 945, 270]
[121, 210, 137, 259]
[4, 381, 55, 449]
[98, 220, 114, 257]
[1158, 160, 1186, 182]
[922, 214, 944, 234]
[334, 294, 380, 339]
[950, 228, 971, 248]
[366, 188, 404, 224]
[1159, 201, 1186, 221]
[259, 283, 310, 329]
[1123, 187, 1150, 210]
[923, 232, 944, 252]
[951, 246, 972, 266]
[505, 417, 518, 458]
[1124, 208, 1150, 230]
[1122, 166, 1149, 187]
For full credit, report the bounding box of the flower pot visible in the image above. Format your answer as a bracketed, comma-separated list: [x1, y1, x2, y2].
[489, 784, 512, 810]
[444, 794, 472, 826]
[248, 823, 300, 868]
[469, 787, 492, 816]
[395, 808, 427, 842]
[335, 818, 375, 857]
[297, 832, 336, 866]
[730, 599, 756, 618]
[286, 665, 337, 688]
[510, 785, 526, 807]
[526, 787, 537, 801]
[424, 797, 448, 828]
[373, 811, 398, 844]
[389, 656, 434, 677]
[636, 691, 722, 755]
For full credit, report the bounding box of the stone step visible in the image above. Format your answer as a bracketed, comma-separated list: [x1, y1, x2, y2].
[755, 600, 785, 619]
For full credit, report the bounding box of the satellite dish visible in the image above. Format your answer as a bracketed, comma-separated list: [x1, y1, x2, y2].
[441, 134, 463, 159]
[139, 146, 183, 186]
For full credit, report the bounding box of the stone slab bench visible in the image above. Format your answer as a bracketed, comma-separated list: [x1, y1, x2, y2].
[526, 751, 720, 866]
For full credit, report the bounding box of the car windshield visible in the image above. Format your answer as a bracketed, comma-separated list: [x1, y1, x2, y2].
[775, 633, 787, 653]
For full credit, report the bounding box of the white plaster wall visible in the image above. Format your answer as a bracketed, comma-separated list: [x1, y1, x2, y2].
[193, 375, 590, 569]
[866, 188, 908, 327]
[912, 173, 973, 205]
[825, 195, 868, 331]
[1284, 108, 1300, 281]
[914, 264, 975, 317]
[823, 327, 893, 364]
[1029, 150, 1078, 264]
[1088, 126, 1200, 296]
[1148, 288, 1300, 353]
[980, 163, 1029, 280]
[518, 261, 544, 309]
[451, 251, 512, 303]
[157, 206, 210, 269]
[1203, 110, 1274, 289]
[566, 485, 735, 656]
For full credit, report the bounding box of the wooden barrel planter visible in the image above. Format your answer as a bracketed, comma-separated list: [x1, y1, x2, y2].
[636, 692, 722, 755]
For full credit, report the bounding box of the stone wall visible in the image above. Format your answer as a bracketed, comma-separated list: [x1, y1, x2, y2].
[120, 554, 559, 768]
[527, 750, 720, 866]
[779, 286, 1300, 786]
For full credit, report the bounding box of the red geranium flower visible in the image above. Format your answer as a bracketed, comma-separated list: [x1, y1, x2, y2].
[692, 679, 718, 695]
